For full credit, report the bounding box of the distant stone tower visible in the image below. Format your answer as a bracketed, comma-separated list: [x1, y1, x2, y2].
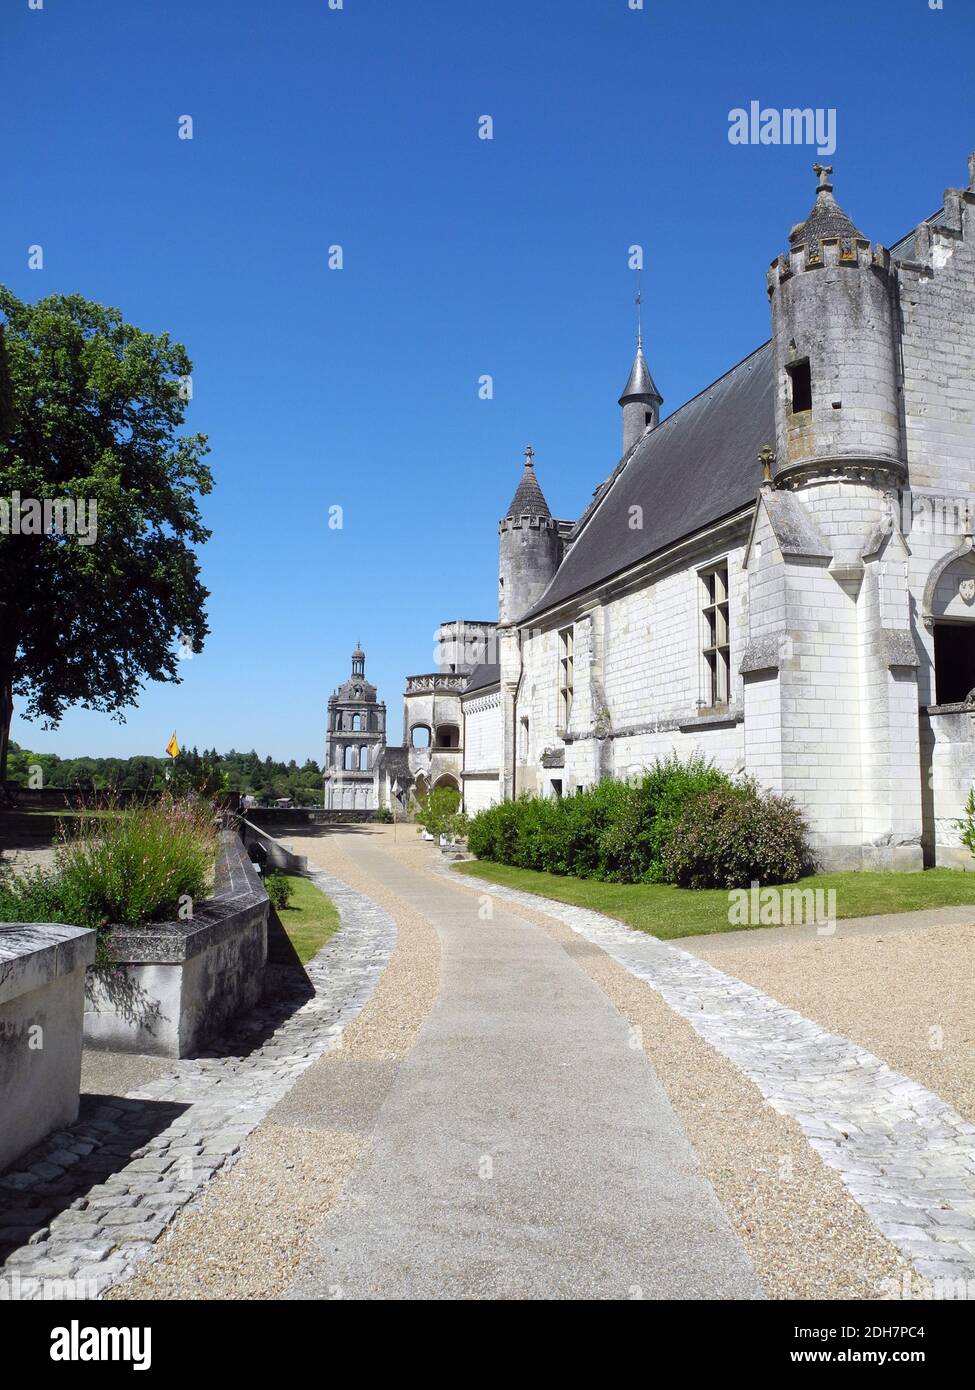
[323, 643, 387, 810]
[498, 447, 562, 624]
[749, 163, 921, 869]
[618, 336, 662, 455]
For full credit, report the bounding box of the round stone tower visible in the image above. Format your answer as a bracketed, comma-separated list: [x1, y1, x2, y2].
[498, 447, 562, 624]
[618, 337, 663, 456]
[767, 163, 905, 497]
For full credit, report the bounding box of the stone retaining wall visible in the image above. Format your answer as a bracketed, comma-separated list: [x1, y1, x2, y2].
[239, 818, 308, 873]
[83, 832, 269, 1059]
[0, 923, 96, 1172]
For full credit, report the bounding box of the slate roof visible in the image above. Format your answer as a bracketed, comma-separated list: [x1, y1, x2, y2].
[789, 182, 865, 250]
[463, 663, 501, 695]
[522, 341, 775, 621]
[505, 461, 553, 520]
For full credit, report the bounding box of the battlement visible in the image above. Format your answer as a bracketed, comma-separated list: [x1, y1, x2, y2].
[499, 510, 560, 535]
[768, 238, 889, 295]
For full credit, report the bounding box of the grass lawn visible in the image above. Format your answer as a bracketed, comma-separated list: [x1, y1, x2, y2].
[271, 873, 341, 964]
[452, 860, 975, 941]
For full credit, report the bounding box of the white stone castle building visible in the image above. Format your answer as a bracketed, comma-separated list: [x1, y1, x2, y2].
[460, 157, 975, 871]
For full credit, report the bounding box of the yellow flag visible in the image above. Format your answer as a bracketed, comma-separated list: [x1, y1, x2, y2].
[166, 732, 180, 758]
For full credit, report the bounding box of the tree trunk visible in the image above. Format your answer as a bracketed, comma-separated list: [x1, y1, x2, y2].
[0, 628, 17, 801]
[0, 672, 12, 802]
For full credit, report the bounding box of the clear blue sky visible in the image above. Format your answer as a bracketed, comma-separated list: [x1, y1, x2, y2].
[4, 0, 973, 763]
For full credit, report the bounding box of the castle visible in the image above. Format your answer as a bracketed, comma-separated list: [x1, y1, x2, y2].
[330, 156, 975, 870]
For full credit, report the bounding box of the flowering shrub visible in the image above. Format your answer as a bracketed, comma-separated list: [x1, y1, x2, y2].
[0, 796, 218, 932]
[661, 780, 812, 889]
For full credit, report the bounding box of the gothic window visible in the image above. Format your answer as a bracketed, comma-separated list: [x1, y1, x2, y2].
[344, 745, 355, 771]
[558, 627, 574, 728]
[351, 713, 362, 731]
[700, 562, 730, 708]
[519, 716, 529, 762]
[786, 359, 812, 414]
[933, 624, 975, 704]
[359, 746, 369, 771]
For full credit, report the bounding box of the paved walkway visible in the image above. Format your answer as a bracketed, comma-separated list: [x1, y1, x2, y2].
[287, 835, 762, 1300]
[448, 868, 975, 1289]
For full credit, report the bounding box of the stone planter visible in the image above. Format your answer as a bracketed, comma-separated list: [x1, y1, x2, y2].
[0, 922, 96, 1172]
[83, 832, 269, 1059]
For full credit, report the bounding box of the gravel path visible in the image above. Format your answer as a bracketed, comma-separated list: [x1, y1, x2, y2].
[112, 826, 440, 1300]
[436, 865, 908, 1299]
[687, 922, 975, 1126]
[286, 829, 763, 1300]
[442, 863, 975, 1295]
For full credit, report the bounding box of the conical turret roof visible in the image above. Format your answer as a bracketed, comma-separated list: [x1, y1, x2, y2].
[619, 343, 663, 405]
[789, 164, 865, 250]
[505, 447, 552, 520]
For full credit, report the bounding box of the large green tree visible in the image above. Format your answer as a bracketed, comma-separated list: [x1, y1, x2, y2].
[0, 288, 212, 790]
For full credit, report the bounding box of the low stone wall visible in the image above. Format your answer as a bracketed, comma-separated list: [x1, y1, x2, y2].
[247, 807, 375, 828]
[240, 818, 308, 873]
[84, 832, 269, 1058]
[0, 922, 96, 1172]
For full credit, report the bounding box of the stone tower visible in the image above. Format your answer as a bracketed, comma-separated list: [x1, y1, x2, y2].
[746, 163, 922, 869]
[498, 447, 562, 624]
[769, 162, 903, 498]
[618, 336, 663, 455]
[323, 643, 387, 810]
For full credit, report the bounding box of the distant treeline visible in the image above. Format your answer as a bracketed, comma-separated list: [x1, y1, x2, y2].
[5, 742, 324, 804]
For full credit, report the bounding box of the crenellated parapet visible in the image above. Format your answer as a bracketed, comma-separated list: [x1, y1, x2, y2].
[767, 237, 890, 290]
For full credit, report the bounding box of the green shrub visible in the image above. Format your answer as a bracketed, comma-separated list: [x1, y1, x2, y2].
[264, 872, 294, 910]
[598, 755, 731, 882]
[465, 757, 739, 883]
[466, 799, 521, 862]
[661, 780, 812, 889]
[374, 805, 394, 823]
[414, 786, 465, 840]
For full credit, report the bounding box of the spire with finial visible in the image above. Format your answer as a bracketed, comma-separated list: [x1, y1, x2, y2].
[351, 642, 365, 677]
[504, 445, 552, 520]
[788, 163, 866, 252]
[619, 283, 663, 453]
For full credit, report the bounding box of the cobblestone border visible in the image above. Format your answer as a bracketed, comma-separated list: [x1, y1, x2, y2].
[0, 868, 395, 1301]
[444, 866, 975, 1289]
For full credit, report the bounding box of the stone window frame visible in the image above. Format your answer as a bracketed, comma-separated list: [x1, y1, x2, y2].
[699, 559, 731, 710]
[558, 626, 574, 729]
